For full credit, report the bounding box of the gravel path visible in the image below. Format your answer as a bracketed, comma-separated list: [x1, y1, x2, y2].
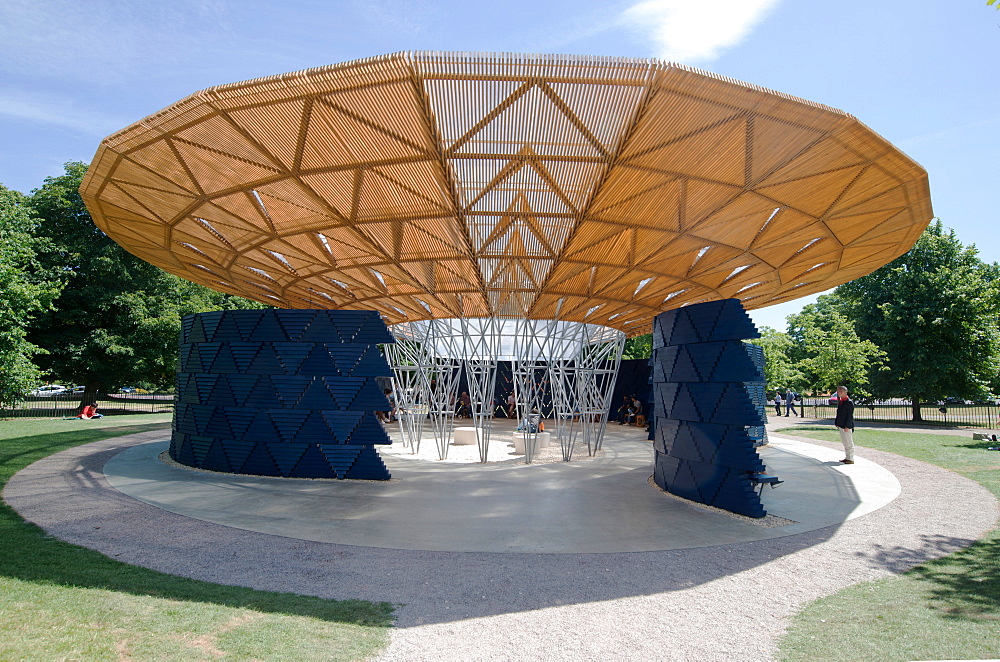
[4, 424, 997, 661]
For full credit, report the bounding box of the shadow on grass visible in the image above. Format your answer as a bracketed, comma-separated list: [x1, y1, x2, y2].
[948, 438, 1000, 451]
[0, 422, 170, 469]
[909, 536, 1000, 620]
[0, 423, 394, 628]
[854, 533, 982, 574]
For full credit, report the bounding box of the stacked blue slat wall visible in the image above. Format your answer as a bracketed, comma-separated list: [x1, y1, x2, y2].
[169, 309, 395, 480]
[650, 299, 769, 518]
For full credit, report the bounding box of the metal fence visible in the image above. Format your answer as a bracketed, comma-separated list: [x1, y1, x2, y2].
[793, 400, 1000, 428]
[1, 393, 174, 419]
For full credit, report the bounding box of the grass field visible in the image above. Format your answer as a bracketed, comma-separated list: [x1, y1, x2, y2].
[777, 426, 1000, 662]
[0, 415, 393, 661]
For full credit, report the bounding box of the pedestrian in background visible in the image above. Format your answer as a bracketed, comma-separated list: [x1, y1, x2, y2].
[835, 385, 855, 464]
[784, 388, 799, 417]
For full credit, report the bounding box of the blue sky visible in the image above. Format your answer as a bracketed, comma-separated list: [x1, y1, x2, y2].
[2, 0, 997, 331]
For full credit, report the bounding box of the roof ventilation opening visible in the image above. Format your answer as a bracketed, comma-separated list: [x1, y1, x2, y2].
[663, 289, 687, 303]
[268, 250, 294, 270]
[690, 246, 711, 270]
[244, 266, 275, 281]
[308, 288, 336, 302]
[250, 190, 272, 220]
[196, 218, 220, 234]
[317, 233, 334, 256]
[179, 242, 209, 257]
[586, 304, 602, 318]
[800, 262, 832, 276]
[371, 269, 387, 288]
[722, 265, 751, 283]
[634, 277, 654, 297]
[736, 281, 763, 295]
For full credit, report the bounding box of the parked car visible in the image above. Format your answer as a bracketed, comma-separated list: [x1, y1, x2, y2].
[29, 384, 67, 397]
[68, 386, 86, 395]
[827, 393, 839, 405]
[939, 396, 973, 405]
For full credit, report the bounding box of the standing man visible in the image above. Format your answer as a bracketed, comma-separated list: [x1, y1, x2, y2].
[784, 388, 799, 417]
[773, 392, 783, 417]
[835, 385, 855, 464]
[507, 391, 517, 419]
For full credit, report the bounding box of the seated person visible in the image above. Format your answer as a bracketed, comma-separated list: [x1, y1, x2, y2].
[77, 403, 103, 419]
[616, 395, 631, 424]
[631, 396, 643, 421]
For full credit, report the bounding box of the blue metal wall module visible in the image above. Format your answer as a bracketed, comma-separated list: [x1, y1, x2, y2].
[169, 309, 396, 480]
[650, 299, 769, 518]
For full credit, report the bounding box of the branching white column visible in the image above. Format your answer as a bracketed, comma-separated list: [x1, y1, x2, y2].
[387, 318, 624, 464]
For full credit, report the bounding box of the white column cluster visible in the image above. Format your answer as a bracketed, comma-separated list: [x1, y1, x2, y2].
[384, 318, 625, 463]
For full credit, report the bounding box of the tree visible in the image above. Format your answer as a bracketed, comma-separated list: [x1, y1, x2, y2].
[798, 311, 886, 396]
[0, 184, 61, 407]
[785, 294, 864, 393]
[622, 333, 652, 360]
[748, 326, 800, 391]
[836, 221, 1000, 421]
[26, 162, 266, 404]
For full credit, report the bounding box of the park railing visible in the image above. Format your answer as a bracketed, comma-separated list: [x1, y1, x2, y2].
[795, 399, 1000, 428]
[1, 392, 174, 419]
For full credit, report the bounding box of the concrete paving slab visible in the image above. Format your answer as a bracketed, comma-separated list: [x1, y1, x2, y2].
[101, 424, 900, 553]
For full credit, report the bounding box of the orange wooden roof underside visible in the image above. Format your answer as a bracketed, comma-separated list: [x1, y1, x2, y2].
[80, 51, 932, 336]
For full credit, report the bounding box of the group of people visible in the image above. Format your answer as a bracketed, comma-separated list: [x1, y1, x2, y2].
[772, 389, 800, 417]
[616, 395, 643, 425]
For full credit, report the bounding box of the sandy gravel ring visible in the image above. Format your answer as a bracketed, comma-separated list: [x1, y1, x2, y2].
[4, 429, 997, 661]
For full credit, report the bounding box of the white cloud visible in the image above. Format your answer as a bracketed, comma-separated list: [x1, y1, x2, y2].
[618, 0, 783, 63]
[0, 92, 125, 136]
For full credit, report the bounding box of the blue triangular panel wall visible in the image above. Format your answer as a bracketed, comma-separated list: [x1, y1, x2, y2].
[169, 309, 395, 480]
[650, 299, 770, 518]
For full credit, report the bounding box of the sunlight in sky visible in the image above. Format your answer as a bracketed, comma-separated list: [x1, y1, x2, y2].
[618, 0, 783, 62]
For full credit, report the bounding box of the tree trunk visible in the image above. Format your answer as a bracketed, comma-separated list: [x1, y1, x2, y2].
[911, 398, 923, 422]
[81, 383, 101, 411]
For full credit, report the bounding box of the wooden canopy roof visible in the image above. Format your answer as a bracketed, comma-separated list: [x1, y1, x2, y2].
[80, 51, 932, 336]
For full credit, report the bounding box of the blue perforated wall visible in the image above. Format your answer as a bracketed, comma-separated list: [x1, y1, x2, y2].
[650, 299, 768, 518]
[169, 309, 395, 480]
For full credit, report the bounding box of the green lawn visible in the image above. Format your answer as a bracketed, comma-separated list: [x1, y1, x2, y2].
[777, 426, 1000, 662]
[0, 415, 393, 661]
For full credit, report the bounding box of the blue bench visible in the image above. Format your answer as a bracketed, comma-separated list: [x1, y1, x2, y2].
[748, 472, 783, 497]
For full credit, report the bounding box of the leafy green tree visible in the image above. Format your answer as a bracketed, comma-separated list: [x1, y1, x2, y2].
[748, 326, 800, 392]
[26, 162, 265, 404]
[0, 185, 62, 407]
[836, 221, 1000, 420]
[798, 311, 886, 396]
[622, 333, 652, 360]
[785, 294, 853, 392]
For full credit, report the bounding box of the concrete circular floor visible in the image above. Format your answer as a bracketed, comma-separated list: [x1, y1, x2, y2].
[100, 421, 901, 553]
